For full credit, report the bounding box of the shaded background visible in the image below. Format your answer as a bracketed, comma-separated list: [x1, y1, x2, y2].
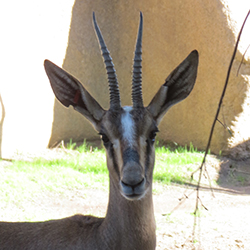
[1, 0, 250, 159]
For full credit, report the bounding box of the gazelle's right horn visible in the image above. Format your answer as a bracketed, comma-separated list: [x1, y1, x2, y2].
[93, 12, 121, 110]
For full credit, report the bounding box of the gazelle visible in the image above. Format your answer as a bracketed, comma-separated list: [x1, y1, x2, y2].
[0, 12, 198, 250]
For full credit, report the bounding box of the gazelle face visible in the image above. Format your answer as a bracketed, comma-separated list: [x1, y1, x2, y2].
[100, 107, 158, 200]
[44, 13, 199, 202]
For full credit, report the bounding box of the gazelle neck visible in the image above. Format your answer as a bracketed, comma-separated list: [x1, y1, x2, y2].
[99, 177, 156, 250]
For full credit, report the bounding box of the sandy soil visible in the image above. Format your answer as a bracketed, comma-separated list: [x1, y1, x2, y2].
[1, 152, 250, 249]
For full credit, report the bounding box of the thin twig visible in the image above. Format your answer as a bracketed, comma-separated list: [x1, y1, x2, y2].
[192, 9, 250, 184]
[216, 118, 233, 136]
[61, 140, 66, 150]
[237, 43, 250, 76]
[192, 8, 250, 240]
[163, 189, 196, 215]
[198, 197, 208, 211]
[204, 164, 215, 198]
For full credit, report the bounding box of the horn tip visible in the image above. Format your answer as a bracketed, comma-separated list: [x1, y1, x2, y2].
[139, 12, 143, 29]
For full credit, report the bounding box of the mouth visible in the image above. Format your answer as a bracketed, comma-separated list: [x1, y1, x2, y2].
[123, 193, 146, 201]
[120, 178, 147, 201]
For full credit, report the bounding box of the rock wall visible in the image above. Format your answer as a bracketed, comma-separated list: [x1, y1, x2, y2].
[1, 0, 250, 158]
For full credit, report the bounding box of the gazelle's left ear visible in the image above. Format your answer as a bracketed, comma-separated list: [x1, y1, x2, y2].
[147, 50, 199, 125]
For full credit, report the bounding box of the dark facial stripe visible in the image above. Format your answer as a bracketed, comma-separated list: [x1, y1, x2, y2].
[109, 145, 120, 178]
[145, 141, 152, 173]
[122, 148, 140, 165]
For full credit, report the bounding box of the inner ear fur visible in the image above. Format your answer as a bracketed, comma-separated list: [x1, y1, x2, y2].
[147, 50, 199, 124]
[44, 60, 105, 130]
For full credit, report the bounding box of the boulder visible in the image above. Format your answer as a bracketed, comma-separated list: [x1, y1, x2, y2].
[1, 0, 250, 158]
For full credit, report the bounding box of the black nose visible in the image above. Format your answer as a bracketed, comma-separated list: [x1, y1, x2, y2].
[120, 178, 146, 199]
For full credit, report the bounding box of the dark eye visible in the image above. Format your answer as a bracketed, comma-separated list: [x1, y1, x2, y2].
[100, 133, 110, 145]
[148, 130, 159, 143]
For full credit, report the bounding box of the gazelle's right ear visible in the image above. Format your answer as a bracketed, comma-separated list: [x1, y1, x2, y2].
[44, 60, 105, 131]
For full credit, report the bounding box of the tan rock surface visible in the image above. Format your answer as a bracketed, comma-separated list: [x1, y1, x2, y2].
[1, 0, 250, 158]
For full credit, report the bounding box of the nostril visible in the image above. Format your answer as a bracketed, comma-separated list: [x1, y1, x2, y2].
[121, 180, 130, 187]
[135, 178, 145, 188]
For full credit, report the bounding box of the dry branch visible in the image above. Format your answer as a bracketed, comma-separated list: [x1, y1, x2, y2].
[191, 9, 250, 241]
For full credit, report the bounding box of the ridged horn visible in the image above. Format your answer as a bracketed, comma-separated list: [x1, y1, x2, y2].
[93, 12, 121, 110]
[132, 12, 143, 108]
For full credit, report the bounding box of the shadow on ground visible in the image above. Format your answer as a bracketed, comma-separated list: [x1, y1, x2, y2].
[214, 139, 250, 194]
[217, 157, 250, 194]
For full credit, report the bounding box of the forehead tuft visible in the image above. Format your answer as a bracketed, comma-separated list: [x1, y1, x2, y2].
[101, 106, 157, 142]
[123, 106, 133, 113]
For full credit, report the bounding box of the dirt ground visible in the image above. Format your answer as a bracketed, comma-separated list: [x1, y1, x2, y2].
[1, 153, 250, 249]
[154, 156, 250, 249]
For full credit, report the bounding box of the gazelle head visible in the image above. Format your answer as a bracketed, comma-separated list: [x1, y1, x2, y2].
[44, 12, 198, 201]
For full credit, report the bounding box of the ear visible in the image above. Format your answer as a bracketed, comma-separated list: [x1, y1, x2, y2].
[147, 50, 199, 125]
[44, 60, 105, 131]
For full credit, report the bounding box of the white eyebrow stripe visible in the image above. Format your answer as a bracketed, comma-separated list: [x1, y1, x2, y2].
[121, 106, 135, 147]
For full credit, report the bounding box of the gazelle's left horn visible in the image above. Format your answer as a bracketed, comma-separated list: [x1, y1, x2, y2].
[132, 12, 143, 108]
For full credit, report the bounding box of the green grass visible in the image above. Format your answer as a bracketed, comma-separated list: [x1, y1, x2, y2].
[0, 141, 204, 215]
[154, 143, 203, 184]
[1, 142, 204, 190]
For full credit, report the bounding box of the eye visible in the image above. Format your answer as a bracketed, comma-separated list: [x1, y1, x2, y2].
[99, 133, 110, 145]
[148, 129, 159, 143]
